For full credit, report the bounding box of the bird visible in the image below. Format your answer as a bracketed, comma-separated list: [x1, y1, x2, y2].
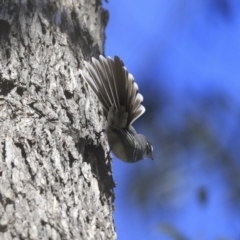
[79, 55, 153, 163]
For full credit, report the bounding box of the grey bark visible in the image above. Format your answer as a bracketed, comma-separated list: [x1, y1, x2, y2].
[0, 0, 116, 239]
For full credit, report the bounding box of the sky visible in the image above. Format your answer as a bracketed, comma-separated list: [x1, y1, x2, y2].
[102, 0, 240, 239]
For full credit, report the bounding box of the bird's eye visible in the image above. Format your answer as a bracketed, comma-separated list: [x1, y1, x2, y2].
[146, 143, 152, 154]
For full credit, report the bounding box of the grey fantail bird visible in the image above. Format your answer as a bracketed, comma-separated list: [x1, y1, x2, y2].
[79, 55, 153, 163]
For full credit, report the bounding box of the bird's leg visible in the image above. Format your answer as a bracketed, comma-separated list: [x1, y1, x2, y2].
[105, 146, 112, 161]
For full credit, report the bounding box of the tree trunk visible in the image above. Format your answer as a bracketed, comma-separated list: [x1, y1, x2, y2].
[0, 0, 115, 239]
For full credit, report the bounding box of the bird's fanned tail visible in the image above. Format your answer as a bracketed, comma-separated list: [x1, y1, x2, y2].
[80, 55, 145, 126]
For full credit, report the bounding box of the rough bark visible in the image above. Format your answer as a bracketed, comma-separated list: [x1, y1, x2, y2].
[0, 0, 115, 239]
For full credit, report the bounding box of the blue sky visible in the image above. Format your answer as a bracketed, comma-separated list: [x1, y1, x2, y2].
[103, 1, 240, 239]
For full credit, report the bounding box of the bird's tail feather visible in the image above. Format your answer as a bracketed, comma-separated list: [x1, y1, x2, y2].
[80, 55, 145, 126]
